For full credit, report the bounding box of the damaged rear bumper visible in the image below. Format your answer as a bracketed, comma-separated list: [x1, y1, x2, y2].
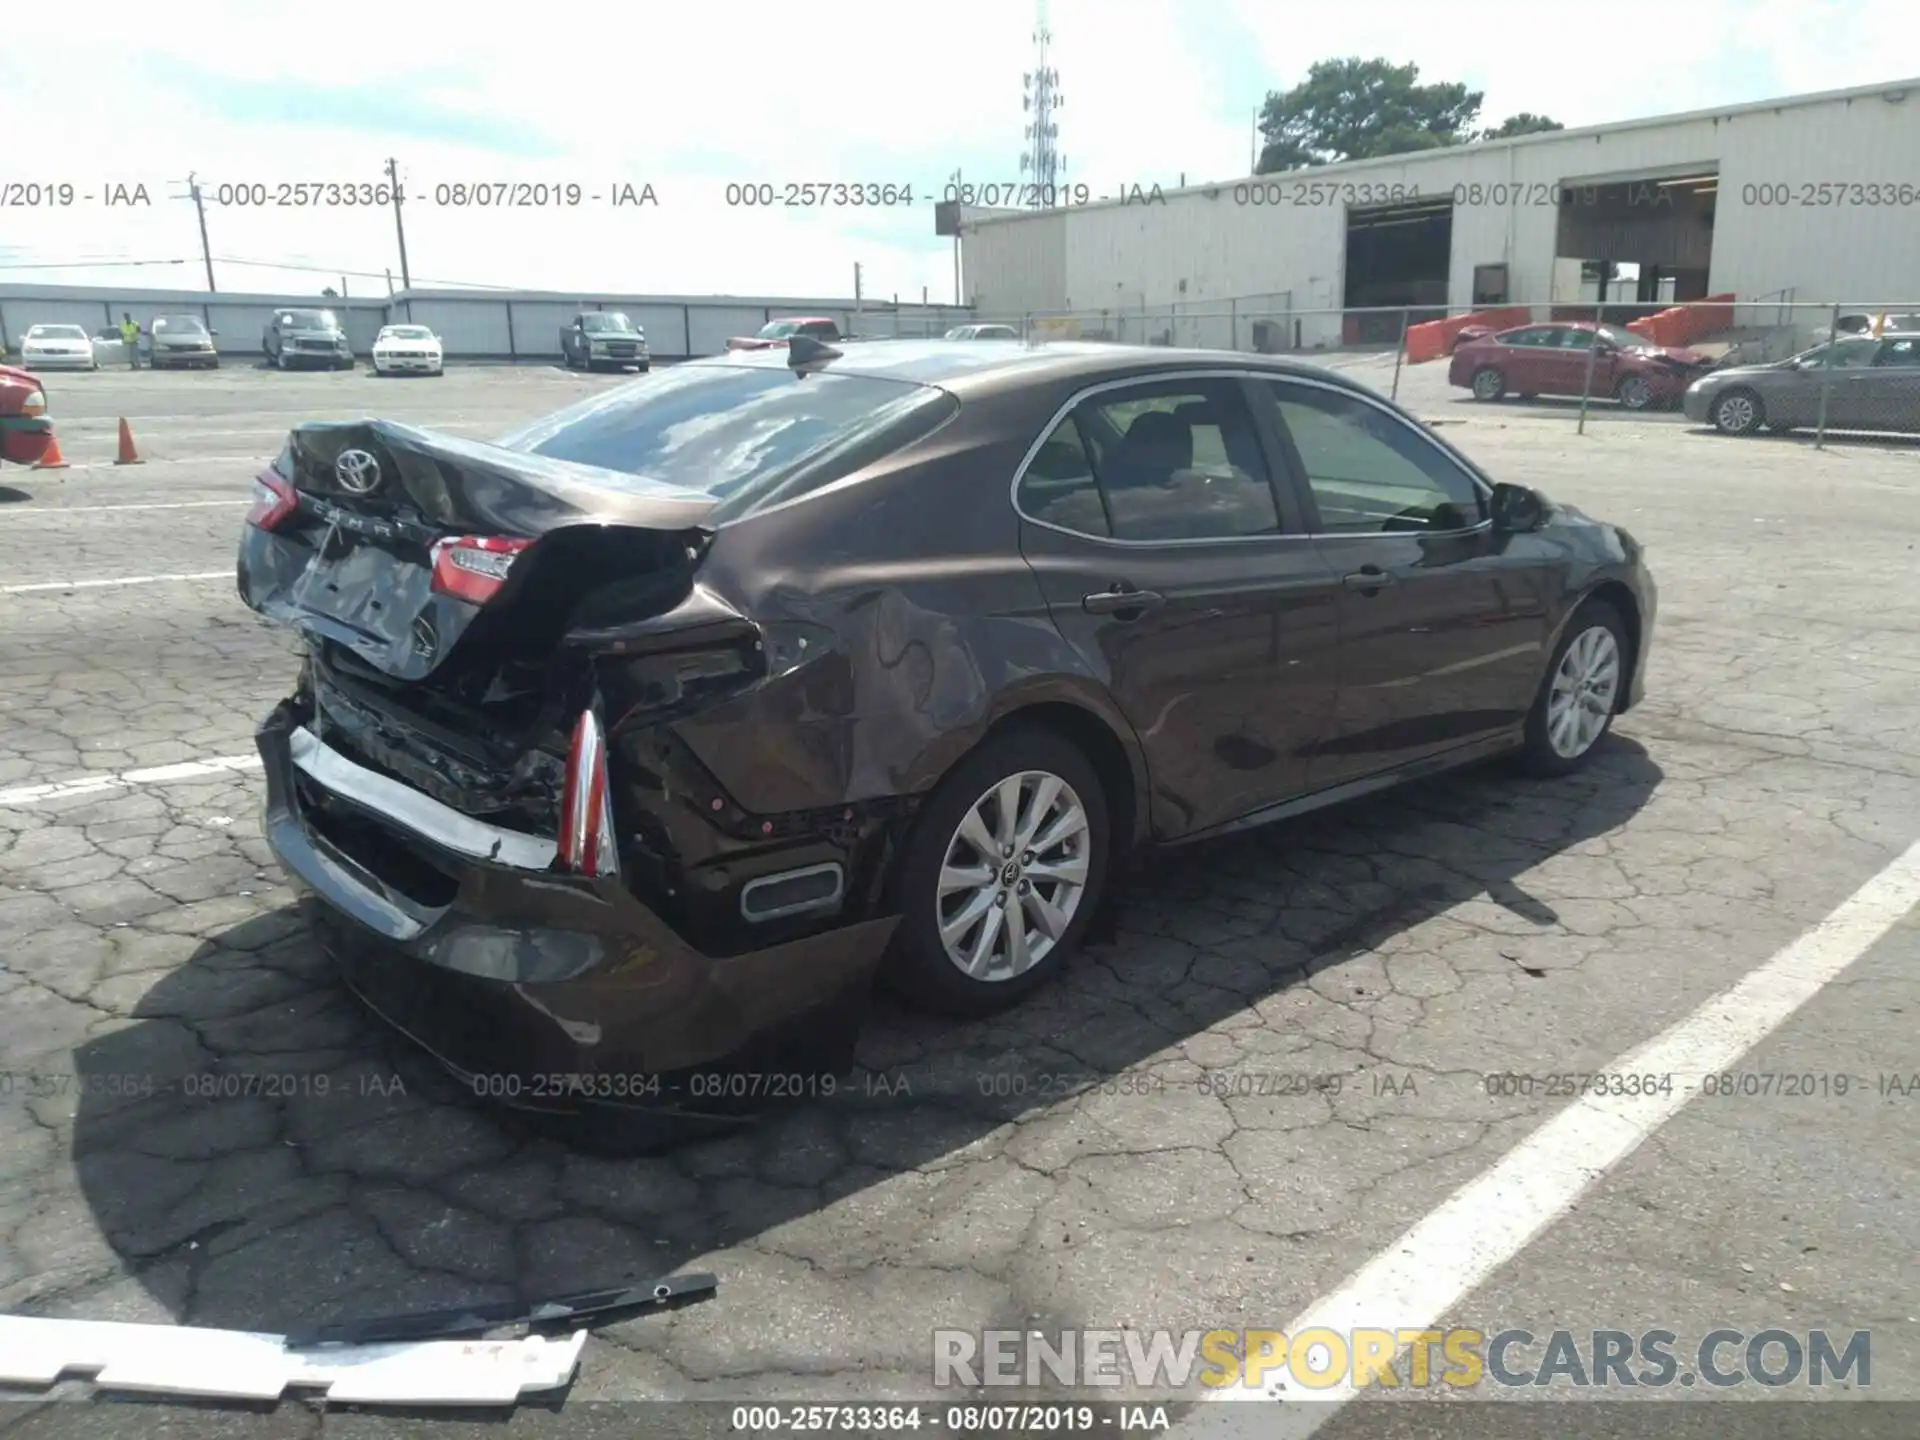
[258, 701, 896, 1120]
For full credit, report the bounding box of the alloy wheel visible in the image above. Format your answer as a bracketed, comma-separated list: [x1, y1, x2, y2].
[1617, 376, 1652, 410]
[1471, 368, 1503, 401]
[936, 770, 1091, 982]
[1714, 392, 1758, 434]
[1546, 625, 1620, 759]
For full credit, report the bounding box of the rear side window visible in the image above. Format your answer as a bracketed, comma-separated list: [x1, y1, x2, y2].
[1017, 378, 1282, 542]
[1017, 416, 1110, 536]
[496, 364, 955, 516]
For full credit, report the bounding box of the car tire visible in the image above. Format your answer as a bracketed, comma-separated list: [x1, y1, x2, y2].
[1711, 388, 1764, 435]
[1470, 367, 1505, 401]
[1518, 599, 1628, 778]
[885, 724, 1110, 1017]
[277, 351, 292, 370]
[1615, 375, 1654, 410]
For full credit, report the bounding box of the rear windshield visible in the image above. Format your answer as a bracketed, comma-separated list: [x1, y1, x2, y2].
[495, 363, 956, 518]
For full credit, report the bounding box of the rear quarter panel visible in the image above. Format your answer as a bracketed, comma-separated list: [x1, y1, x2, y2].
[670, 379, 1147, 817]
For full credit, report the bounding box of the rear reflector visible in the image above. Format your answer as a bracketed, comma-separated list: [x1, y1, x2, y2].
[556, 708, 618, 877]
[246, 471, 298, 531]
[430, 535, 533, 605]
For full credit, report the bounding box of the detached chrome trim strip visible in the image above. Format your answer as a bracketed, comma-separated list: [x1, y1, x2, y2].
[0, 1312, 585, 1404]
[289, 726, 557, 871]
[1007, 367, 1495, 549]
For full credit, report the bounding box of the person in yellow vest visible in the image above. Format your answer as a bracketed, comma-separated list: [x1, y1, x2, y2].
[118, 313, 141, 369]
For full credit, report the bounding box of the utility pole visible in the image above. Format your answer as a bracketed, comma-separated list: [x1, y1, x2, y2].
[177, 172, 216, 291]
[386, 158, 412, 291]
[853, 261, 863, 330]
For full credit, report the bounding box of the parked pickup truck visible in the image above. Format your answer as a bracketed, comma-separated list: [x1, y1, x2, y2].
[725, 316, 847, 352]
[560, 312, 650, 371]
[0, 364, 53, 466]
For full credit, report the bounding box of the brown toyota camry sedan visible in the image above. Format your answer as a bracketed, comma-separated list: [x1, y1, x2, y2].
[237, 338, 1656, 1121]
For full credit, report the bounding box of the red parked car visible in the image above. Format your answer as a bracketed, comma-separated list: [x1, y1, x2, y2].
[0, 364, 53, 466]
[1448, 321, 1715, 410]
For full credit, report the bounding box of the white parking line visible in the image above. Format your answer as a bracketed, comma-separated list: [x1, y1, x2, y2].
[5, 501, 247, 515]
[0, 753, 261, 807]
[1189, 834, 1920, 1432]
[0, 571, 230, 595]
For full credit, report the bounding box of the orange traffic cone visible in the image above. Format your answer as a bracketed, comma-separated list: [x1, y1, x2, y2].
[114, 417, 143, 465]
[32, 431, 70, 470]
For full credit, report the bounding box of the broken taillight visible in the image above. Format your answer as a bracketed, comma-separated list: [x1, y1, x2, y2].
[556, 708, 618, 877]
[430, 535, 533, 605]
[246, 470, 298, 531]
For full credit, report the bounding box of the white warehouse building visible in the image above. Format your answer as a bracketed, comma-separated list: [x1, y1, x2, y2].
[957, 77, 1920, 348]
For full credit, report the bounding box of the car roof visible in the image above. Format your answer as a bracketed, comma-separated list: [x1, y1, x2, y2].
[683, 337, 1386, 399]
[772, 316, 835, 324]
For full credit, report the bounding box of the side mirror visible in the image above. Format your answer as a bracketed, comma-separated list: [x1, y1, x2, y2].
[1490, 482, 1546, 533]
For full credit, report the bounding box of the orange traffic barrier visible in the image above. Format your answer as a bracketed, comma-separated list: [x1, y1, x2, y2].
[31, 431, 70, 469]
[114, 417, 143, 465]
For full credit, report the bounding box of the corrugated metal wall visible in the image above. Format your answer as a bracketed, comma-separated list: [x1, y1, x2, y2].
[0, 285, 975, 361]
[960, 83, 1920, 320]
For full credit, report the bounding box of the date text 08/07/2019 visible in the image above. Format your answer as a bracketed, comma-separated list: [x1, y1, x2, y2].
[728, 1403, 1171, 1433]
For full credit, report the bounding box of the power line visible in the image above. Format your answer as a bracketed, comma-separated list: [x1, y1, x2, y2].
[211, 255, 518, 289]
[0, 258, 190, 271]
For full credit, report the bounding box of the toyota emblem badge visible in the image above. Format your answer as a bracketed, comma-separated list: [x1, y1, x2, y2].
[334, 448, 381, 494]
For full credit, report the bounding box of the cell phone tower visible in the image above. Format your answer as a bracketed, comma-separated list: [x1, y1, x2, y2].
[1019, 0, 1064, 204]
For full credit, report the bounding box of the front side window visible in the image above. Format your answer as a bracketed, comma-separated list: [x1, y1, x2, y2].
[1265, 382, 1486, 534]
[1874, 337, 1920, 367]
[1037, 379, 1282, 542]
[1801, 338, 1881, 369]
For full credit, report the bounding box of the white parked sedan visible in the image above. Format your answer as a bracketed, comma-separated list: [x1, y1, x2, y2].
[19, 323, 99, 371]
[371, 324, 444, 376]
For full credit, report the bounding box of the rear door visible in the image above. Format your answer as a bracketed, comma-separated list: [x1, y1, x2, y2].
[1493, 327, 1559, 394]
[1253, 377, 1551, 786]
[1853, 336, 1920, 431]
[1015, 372, 1343, 838]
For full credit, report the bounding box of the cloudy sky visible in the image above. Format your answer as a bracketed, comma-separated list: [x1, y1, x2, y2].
[2, 0, 1913, 302]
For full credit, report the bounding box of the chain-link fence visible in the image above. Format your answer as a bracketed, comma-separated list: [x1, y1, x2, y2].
[948, 296, 1920, 446]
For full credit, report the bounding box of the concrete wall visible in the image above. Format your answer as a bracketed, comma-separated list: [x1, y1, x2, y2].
[959, 78, 1920, 345]
[0, 284, 976, 362]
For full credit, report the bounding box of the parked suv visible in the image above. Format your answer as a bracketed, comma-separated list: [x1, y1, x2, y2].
[264, 309, 353, 370]
[560, 312, 650, 372]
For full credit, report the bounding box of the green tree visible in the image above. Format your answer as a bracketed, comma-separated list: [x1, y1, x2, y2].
[1256, 58, 1482, 172]
[1254, 58, 1562, 172]
[1481, 112, 1565, 140]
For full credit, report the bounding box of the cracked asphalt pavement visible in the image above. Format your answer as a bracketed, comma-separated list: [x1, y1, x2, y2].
[1, 362, 1917, 1435]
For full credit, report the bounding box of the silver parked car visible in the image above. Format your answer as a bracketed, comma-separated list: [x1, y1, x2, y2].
[943, 323, 1021, 340]
[149, 314, 220, 370]
[1684, 334, 1920, 436]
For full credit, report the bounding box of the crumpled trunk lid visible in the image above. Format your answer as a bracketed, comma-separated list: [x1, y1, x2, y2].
[240, 419, 722, 827]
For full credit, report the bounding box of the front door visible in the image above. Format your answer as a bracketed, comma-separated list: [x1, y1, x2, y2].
[1848, 335, 1920, 431]
[1015, 374, 1344, 838]
[1252, 377, 1552, 787]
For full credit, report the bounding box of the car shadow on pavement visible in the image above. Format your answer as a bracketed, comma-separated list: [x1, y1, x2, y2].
[65, 738, 1661, 1340]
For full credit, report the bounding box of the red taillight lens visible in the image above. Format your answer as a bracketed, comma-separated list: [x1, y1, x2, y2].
[556, 708, 618, 877]
[429, 535, 533, 605]
[246, 470, 298, 531]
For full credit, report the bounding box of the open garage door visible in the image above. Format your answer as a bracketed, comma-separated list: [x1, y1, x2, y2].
[1553, 166, 1717, 321]
[1344, 196, 1454, 343]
